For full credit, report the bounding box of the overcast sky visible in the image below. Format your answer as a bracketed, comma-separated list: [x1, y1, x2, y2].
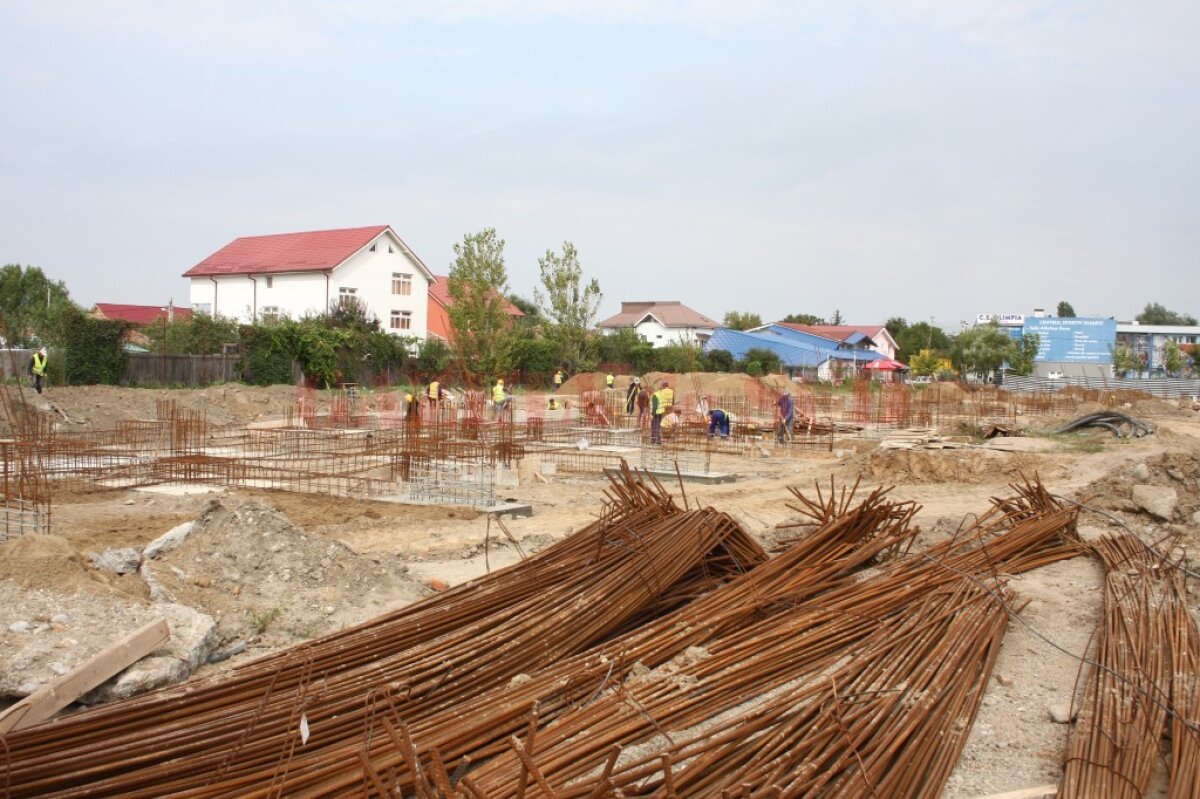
[2, 1, 1197, 329]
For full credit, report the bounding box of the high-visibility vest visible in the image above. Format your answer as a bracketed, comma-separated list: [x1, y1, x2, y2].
[493, 383, 506, 402]
[653, 388, 674, 415]
[554, 371, 563, 385]
[428, 381, 440, 399]
[32, 352, 47, 376]
[606, 374, 614, 387]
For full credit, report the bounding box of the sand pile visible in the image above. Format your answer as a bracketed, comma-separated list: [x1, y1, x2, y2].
[0, 535, 122, 595]
[861, 449, 1067, 485]
[142, 499, 429, 646]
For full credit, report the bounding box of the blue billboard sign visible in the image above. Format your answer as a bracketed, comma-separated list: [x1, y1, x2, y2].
[1024, 317, 1115, 363]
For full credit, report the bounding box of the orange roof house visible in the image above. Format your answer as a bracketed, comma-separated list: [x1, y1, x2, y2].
[426, 275, 525, 342]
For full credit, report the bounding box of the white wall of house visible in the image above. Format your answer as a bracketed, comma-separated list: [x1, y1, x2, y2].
[330, 232, 430, 339]
[622, 318, 714, 348]
[188, 230, 431, 338]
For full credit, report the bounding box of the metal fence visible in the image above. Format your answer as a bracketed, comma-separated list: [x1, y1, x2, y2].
[1005, 375, 1200, 398]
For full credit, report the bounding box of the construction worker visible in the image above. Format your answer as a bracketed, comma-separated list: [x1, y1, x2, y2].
[492, 378, 510, 419]
[553, 369, 564, 392]
[404, 391, 420, 423]
[776, 389, 794, 444]
[707, 408, 733, 438]
[625, 377, 642, 414]
[650, 380, 673, 444]
[427, 380, 441, 413]
[605, 372, 615, 389]
[30, 347, 47, 395]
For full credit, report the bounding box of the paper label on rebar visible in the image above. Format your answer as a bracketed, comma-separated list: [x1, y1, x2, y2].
[299, 714, 310, 744]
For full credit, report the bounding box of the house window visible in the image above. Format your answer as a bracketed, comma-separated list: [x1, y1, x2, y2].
[369, 244, 377, 252]
[338, 287, 358, 309]
[388, 244, 394, 254]
[392, 272, 412, 295]
[261, 305, 280, 324]
[265, 276, 273, 288]
[391, 310, 412, 330]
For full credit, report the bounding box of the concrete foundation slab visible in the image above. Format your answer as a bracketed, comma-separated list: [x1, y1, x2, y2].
[605, 467, 738, 485]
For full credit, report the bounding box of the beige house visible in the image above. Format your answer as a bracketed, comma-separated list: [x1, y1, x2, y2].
[597, 301, 720, 348]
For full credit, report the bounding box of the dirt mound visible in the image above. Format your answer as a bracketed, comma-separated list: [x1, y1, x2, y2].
[860, 449, 1068, 485]
[1074, 450, 1200, 525]
[0, 535, 120, 595]
[143, 499, 429, 646]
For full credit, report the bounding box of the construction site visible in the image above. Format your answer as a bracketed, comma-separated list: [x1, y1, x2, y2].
[1, 373, 1199, 798]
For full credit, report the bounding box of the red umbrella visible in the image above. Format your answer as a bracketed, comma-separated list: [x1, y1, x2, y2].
[862, 358, 907, 371]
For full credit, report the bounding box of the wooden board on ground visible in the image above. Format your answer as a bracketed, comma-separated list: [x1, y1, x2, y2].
[0, 617, 170, 734]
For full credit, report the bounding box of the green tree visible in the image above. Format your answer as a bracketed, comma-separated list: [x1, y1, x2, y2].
[596, 328, 654, 372]
[147, 313, 240, 355]
[885, 317, 908, 340]
[1162, 339, 1186, 376]
[1110, 344, 1143, 377]
[506, 292, 541, 322]
[722, 311, 763, 331]
[953, 322, 1015, 380]
[781, 313, 826, 325]
[739, 347, 782, 375]
[650, 344, 702, 373]
[534, 241, 602, 373]
[0, 264, 73, 347]
[908, 349, 942, 377]
[446, 228, 517, 384]
[1137, 302, 1197, 326]
[59, 306, 129, 385]
[830, 309, 844, 326]
[413, 337, 452, 381]
[1009, 332, 1041, 376]
[894, 322, 951, 363]
[701, 349, 735, 372]
[1057, 301, 1076, 317]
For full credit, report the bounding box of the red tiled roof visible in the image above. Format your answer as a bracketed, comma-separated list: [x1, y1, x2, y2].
[776, 323, 886, 343]
[428, 276, 524, 317]
[92, 303, 194, 326]
[597, 301, 719, 329]
[183, 225, 390, 277]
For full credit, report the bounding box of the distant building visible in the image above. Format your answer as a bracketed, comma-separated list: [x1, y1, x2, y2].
[757, 323, 898, 361]
[973, 310, 1117, 378]
[91, 303, 194, 347]
[1116, 322, 1200, 375]
[183, 225, 434, 337]
[426, 275, 525, 343]
[703, 327, 881, 379]
[597, 301, 720, 348]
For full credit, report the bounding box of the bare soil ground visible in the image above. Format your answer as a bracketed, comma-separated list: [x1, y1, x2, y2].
[2, 384, 1198, 795]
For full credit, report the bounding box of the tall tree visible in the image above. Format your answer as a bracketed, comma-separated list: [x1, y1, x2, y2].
[446, 228, 516, 383]
[0, 264, 73, 347]
[953, 322, 1015, 380]
[534, 241, 602, 373]
[1162, 339, 1186, 376]
[722, 311, 763, 331]
[830, 309, 844, 326]
[885, 317, 908, 340]
[1056, 301, 1076, 317]
[1136, 302, 1197, 326]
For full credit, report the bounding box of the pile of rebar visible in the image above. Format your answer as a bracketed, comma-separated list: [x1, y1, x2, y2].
[1060, 533, 1200, 797]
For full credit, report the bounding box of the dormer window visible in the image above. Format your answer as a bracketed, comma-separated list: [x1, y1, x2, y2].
[388, 244, 394, 254]
[369, 244, 377, 252]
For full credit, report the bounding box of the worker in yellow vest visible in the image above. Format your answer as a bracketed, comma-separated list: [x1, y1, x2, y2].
[605, 373, 614, 388]
[427, 380, 441, 413]
[553, 369, 564, 392]
[492, 378, 510, 419]
[31, 347, 48, 395]
[650, 380, 673, 444]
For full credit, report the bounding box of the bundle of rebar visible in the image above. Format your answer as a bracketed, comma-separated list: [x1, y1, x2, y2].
[0, 465, 765, 798]
[1060, 533, 1200, 797]
[0, 473, 1090, 798]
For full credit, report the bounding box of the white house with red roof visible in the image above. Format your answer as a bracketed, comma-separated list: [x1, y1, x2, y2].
[183, 225, 435, 337]
[597, 301, 720, 348]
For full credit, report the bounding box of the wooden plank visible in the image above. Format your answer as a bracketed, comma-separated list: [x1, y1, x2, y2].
[970, 785, 1058, 799]
[0, 617, 170, 734]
